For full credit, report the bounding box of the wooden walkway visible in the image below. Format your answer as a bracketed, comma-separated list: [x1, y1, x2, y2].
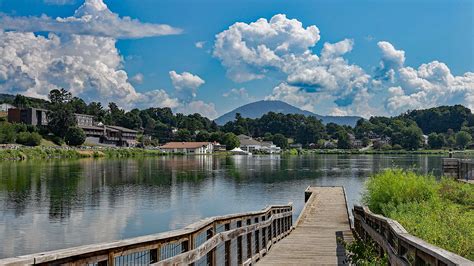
[257, 186, 353, 265]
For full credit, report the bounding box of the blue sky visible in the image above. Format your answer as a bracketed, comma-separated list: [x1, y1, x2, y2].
[0, 0, 472, 118]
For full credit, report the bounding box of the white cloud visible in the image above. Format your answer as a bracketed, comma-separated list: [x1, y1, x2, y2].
[44, 0, 76, 5]
[222, 88, 250, 99]
[129, 73, 144, 84]
[169, 70, 205, 99]
[195, 41, 205, 49]
[176, 100, 218, 119]
[213, 14, 320, 82]
[0, 0, 181, 39]
[374, 41, 405, 82]
[386, 61, 474, 113]
[215, 15, 473, 117]
[0, 31, 179, 110]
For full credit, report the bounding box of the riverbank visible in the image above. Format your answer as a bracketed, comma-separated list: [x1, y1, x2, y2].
[290, 148, 474, 155]
[364, 169, 473, 260]
[0, 147, 172, 160]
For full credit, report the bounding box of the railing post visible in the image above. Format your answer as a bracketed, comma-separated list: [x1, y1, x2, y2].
[267, 213, 272, 246]
[237, 220, 243, 264]
[246, 218, 252, 260]
[150, 244, 161, 263]
[254, 217, 260, 255]
[207, 225, 216, 266]
[224, 223, 231, 266]
[261, 215, 266, 251]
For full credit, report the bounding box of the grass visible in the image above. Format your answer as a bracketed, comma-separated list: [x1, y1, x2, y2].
[0, 147, 171, 160]
[364, 169, 474, 260]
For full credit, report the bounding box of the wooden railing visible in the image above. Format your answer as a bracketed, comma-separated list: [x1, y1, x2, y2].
[0, 204, 293, 265]
[442, 158, 474, 180]
[353, 205, 472, 266]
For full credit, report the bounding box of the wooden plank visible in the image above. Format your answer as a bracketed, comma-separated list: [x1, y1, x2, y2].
[257, 187, 353, 265]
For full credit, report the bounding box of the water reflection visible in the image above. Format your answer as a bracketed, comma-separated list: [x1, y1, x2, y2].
[0, 154, 459, 258]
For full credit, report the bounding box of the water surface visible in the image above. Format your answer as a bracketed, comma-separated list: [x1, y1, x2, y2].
[0, 154, 461, 258]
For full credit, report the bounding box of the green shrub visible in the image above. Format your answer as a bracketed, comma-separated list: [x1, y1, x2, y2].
[364, 169, 473, 259]
[64, 127, 86, 146]
[16, 132, 42, 146]
[364, 169, 438, 214]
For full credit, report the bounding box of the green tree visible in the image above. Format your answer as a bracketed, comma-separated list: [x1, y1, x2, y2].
[428, 133, 444, 149]
[16, 132, 41, 146]
[47, 89, 76, 138]
[455, 131, 472, 149]
[336, 130, 351, 149]
[64, 127, 86, 146]
[220, 132, 240, 150]
[0, 123, 16, 143]
[175, 129, 192, 142]
[196, 131, 210, 142]
[272, 133, 288, 149]
[400, 125, 423, 150]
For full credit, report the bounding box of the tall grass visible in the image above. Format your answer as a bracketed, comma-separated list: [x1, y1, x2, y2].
[364, 169, 473, 260]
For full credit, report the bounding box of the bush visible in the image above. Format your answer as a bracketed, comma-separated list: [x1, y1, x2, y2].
[15, 132, 42, 146]
[364, 169, 438, 214]
[364, 170, 474, 259]
[64, 127, 86, 146]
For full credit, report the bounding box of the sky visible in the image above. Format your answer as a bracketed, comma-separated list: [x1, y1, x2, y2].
[0, 0, 472, 119]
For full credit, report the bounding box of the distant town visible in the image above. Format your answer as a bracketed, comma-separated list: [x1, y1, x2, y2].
[0, 89, 473, 156]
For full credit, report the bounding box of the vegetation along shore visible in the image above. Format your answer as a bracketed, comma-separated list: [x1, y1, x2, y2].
[364, 169, 473, 260]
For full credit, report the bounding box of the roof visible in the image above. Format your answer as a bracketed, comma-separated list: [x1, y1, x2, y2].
[107, 125, 138, 133]
[79, 125, 104, 131]
[239, 137, 263, 146]
[161, 142, 211, 149]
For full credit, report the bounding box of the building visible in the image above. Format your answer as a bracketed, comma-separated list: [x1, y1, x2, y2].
[8, 107, 48, 126]
[7, 107, 139, 147]
[0, 103, 15, 112]
[238, 134, 281, 154]
[107, 125, 139, 147]
[160, 142, 214, 154]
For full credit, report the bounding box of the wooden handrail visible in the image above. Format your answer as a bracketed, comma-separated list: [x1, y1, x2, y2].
[352, 205, 472, 265]
[0, 204, 293, 265]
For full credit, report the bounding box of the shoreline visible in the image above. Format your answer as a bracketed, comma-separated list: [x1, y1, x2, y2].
[0, 147, 473, 161]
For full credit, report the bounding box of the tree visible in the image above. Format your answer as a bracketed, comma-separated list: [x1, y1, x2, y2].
[336, 130, 351, 149]
[70, 97, 88, 114]
[175, 129, 192, 142]
[272, 133, 288, 149]
[428, 133, 444, 149]
[196, 131, 210, 142]
[0, 123, 16, 144]
[400, 125, 423, 150]
[455, 131, 472, 149]
[47, 89, 76, 138]
[65, 127, 86, 146]
[220, 132, 240, 150]
[16, 132, 41, 146]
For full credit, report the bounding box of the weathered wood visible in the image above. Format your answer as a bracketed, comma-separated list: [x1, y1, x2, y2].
[257, 186, 353, 265]
[443, 158, 474, 180]
[353, 205, 473, 265]
[153, 212, 292, 265]
[0, 204, 292, 265]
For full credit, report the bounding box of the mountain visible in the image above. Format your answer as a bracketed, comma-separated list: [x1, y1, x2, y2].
[214, 100, 362, 126]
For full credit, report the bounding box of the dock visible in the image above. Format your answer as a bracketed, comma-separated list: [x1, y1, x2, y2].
[1, 186, 471, 265]
[257, 186, 353, 265]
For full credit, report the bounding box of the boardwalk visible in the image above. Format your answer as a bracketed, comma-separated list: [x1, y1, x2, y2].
[258, 186, 353, 265]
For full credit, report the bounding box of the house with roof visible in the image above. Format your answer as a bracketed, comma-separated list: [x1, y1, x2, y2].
[160, 142, 214, 154]
[238, 134, 281, 154]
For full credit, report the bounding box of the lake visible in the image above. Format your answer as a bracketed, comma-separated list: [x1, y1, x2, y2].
[0, 154, 460, 258]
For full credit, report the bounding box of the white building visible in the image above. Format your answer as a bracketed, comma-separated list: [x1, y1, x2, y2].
[160, 142, 214, 154]
[0, 103, 15, 112]
[238, 134, 281, 154]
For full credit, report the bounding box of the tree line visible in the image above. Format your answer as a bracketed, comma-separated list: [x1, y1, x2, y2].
[1, 89, 474, 150]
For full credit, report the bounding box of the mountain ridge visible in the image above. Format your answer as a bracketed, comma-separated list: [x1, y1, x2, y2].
[214, 100, 362, 127]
